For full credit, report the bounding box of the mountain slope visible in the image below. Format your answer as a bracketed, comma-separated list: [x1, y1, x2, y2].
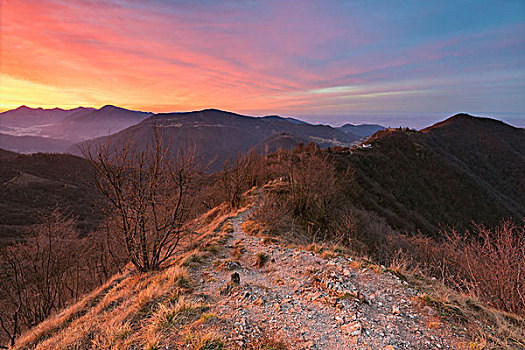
[334, 114, 525, 234]
[75, 109, 361, 170]
[421, 114, 525, 214]
[0, 148, 18, 160]
[0, 133, 73, 153]
[0, 152, 104, 243]
[11, 204, 477, 350]
[339, 123, 385, 138]
[42, 105, 152, 141]
[260, 115, 308, 125]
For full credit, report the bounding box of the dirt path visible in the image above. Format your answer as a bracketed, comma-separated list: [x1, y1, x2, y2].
[194, 209, 470, 349]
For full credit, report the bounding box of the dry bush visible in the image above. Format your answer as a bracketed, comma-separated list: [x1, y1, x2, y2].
[253, 143, 354, 243]
[351, 214, 525, 315]
[361, 219, 525, 317]
[85, 126, 203, 272]
[439, 222, 525, 315]
[220, 151, 267, 208]
[0, 210, 121, 348]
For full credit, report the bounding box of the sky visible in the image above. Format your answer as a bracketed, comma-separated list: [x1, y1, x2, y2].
[1, 0, 524, 128]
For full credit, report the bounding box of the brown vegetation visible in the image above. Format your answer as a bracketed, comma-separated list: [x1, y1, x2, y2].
[254, 143, 354, 244]
[399, 222, 525, 315]
[0, 152, 104, 244]
[84, 126, 203, 272]
[0, 210, 121, 347]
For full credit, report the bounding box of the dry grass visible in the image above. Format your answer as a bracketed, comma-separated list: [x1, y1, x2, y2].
[182, 252, 204, 266]
[184, 331, 225, 350]
[241, 219, 268, 236]
[150, 297, 208, 331]
[10, 206, 239, 350]
[13, 266, 194, 349]
[413, 278, 525, 349]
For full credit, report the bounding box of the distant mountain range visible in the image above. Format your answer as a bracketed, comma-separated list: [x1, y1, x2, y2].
[73, 109, 374, 170]
[4, 104, 523, 234]
[0, 105, 95, 129]
[1, 111, 523, 244]
[0, 105, 151, 143]
[338, 123, 385, 138]
[0, 106, 383, 157]
[41, 105, 152, 142]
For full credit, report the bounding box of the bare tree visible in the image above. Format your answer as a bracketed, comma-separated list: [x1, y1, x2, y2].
[0, 210, 79, 346]
[84, 126, 201, 272]
[254, 143, 354, 242]
[221, 151, 265, 208]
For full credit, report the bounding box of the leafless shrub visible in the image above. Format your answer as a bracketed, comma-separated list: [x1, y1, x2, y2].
[440, 222, 525, 315]
[84, 126, 202, 272]
[254, 143, 354, 243]
[0, 210, 77, 346]
[365, 220, 525, 315]
[0, 209, 120, 348]
[220, 151, 266, 208]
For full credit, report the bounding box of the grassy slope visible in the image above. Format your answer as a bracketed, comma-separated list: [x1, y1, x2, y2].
[11, 194, 524, 350]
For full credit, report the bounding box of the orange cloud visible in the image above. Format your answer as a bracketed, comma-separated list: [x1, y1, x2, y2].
[1, 0, 523, 123]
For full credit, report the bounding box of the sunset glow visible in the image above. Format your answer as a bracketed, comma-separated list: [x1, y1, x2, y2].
[1, 0, 524, 126]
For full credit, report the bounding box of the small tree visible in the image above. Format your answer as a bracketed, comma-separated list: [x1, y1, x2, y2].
[0, 210, 79, 347]
[85, 127, 201, 272]
[221, 151, 265, 208]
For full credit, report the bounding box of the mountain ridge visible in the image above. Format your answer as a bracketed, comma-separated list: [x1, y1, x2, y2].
[334, 113, 525, 234]
[74, 108, 363, 170]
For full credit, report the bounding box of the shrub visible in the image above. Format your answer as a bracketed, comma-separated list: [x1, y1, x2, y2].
[440, 222, 525, 315]
[84, 126, 203, 272]
[253, 143, 354, 243]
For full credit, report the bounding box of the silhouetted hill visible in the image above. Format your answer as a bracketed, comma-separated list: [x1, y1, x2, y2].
[0, 152, 104, 244]
[421, 113, 525, 217]
[0, 148, 18, 160]
[0, 106, 93, 129]
[339, 123, 385, 138]
[260, 115, 308, 125]
[0, 105, 151, 146]
[75, 109, 361, 170]
[42, 105, 152, 141]
[332, 114, 525, 234]
[0, 133, 73, 153]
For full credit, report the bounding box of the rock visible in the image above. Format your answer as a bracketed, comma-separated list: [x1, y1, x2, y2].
[341, 321, 362, 336]
[220, 272, 240, 295]
[231, 272, 240, 285]
[392, 305, 400, 315]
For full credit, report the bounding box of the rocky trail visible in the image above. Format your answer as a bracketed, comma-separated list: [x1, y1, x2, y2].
[187, 208, 471, 349]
